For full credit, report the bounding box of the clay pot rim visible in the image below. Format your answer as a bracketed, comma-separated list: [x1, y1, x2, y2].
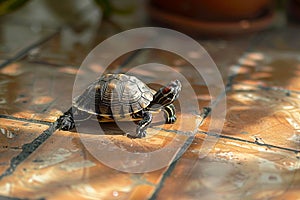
[147, 3, 275, 37]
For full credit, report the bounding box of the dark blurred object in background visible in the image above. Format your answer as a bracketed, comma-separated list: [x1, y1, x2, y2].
[0, 0, 29, 16]
[148, 0, 275, 37]
[93, 0, 136, 19]
[287, 0, 300, 22]
[151, 0, 273, 22]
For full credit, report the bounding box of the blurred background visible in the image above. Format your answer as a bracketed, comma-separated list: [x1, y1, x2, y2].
[0, 0, 298, 38]
[0, 0, 298, 67]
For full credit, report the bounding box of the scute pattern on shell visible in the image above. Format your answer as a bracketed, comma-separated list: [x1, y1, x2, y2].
[73, 74, 154, 117]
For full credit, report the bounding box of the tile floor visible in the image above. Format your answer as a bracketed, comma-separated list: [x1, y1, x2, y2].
[0, 1, 299, 200]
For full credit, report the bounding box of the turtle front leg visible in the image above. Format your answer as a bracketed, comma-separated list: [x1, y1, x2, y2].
[135, 111, 153, 138]
[163, 104, 177, 124]
[59, 110, 75, 131]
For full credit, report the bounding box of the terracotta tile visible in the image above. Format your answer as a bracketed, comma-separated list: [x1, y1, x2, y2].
[0, 118, 49, 175]
[201, 84, 300, 151]
[156, 135, 300, 200]
[0, 23, 57, 59]
[0, 130, 133, 199]
[0, 61, 76, 122]
[274, 167, 300, 200]
[232, 51, 300, 91]
[0, 112, 200, 199]
[201, 38, 253, 78]
[0, 57, 211, 122]
[0, 55, 169, 123]
[113, 49, 221, 122]
[118, 38, 251, 81]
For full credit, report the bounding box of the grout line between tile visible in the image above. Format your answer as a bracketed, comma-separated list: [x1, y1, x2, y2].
[200, 131, 300, 154]
[0, 33, 146, 181]
[2, 31, 293, 195]
[222, 44, 300, 154]
[148, 105, 215, 199]
[232, 81, 300, 95]
[148, 158, 179, 200]
[0, 114, 52, 126]
[150, 33, 300, 198]
[153, 125, 300, 154]
[0, 121, 58, 180]
[258, 84, 299, 94]
[150, 32, 300, 198]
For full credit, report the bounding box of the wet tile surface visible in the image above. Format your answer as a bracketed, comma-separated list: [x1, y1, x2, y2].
[203, 84, 300, 151]
[0, 59, 127, 122]
[117, 38, 252, 81]
[156, 135, 300, 200]
[233, 51, 300, 91]
[200, 38, 253, 78]
[0, 118, 49, 175]
[0, 120, 196, 199]
[0, 1, 300, 200]
[0, 62, 76, 122]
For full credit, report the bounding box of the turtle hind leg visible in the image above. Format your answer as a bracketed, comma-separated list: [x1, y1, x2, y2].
[164, 104, 177, 124]
[58, 110, 75, 131]
[134, 111, 152, 138]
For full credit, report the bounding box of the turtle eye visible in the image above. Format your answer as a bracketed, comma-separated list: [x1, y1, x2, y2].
[162, 86, 171, 94]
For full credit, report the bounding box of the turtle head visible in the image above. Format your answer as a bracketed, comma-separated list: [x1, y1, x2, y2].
[151, 80, 181, 108]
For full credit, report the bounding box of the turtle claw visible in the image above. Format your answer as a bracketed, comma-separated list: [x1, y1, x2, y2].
[126, 129, 147, 139]
[136, 128, 147, 138]
[60, 121, 75, 131]
[59, 113, 75, 131]
[166, 115, 177, 124]
[131, 111, 152, 138]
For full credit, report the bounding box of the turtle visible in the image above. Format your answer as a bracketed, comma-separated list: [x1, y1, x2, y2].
[59, 73, 181, 138]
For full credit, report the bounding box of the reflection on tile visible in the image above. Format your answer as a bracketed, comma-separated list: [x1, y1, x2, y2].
[276, 167, 300, 200]
[1, 2, 299, 199]
[117, 40, 251, 82]
[0, 62, 76, 122]
[201, 84, 300, 151]
[0, 118, 48, 174]
[0, 112, 204, 199]
[200, 38, 253, 77]
[156, 135, 300, 200]
[233, 51, 300, 91]
[0, 130, 164, 199]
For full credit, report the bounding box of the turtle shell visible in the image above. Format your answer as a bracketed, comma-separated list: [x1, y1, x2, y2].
[73, 74, 154, 118]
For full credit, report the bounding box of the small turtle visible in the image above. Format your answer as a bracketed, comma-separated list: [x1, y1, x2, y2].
[59, 73, 181, 138]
